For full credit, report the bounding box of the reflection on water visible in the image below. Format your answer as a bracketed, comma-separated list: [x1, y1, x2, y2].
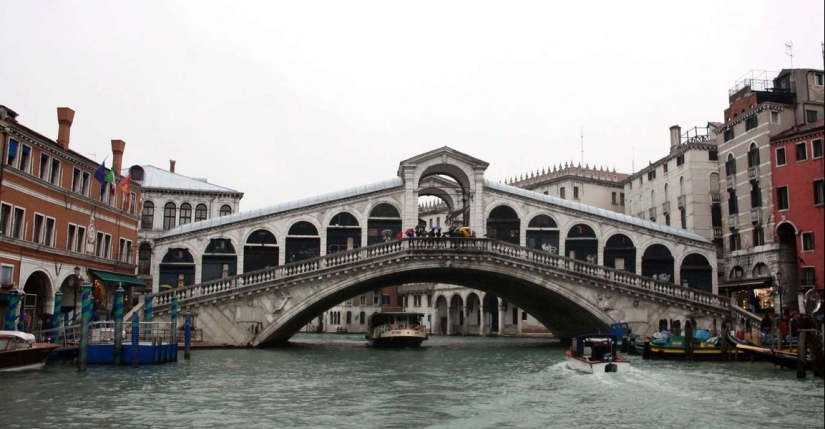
[1, 334, 823, 428]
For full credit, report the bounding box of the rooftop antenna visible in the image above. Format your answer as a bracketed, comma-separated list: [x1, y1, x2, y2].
[631, 146, 635, 173]
[785, 41, 794, 70]
[580, 127, 584, 166]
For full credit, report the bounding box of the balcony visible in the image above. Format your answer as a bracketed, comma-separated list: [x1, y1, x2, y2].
[677, 195, 686, 208]
[710, 192, 721, 203]
[750, 207, 762, 224]
[649, 206, 657, 220]
[662, 201, 671, 215]
[748, 166, 760, 182]
[713, 227, 723, 238]
[636, 212, 645, 219]
[726, 175, 735, 190]
[728, 214, 738, 230]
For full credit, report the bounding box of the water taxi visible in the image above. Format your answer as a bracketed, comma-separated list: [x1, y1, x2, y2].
[565, 334, 630, 374]
[366, 312, 428, 348]
[0, 330, 59, 372]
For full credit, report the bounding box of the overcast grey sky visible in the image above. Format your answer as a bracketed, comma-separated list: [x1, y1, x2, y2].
[2, 1, 823, 211]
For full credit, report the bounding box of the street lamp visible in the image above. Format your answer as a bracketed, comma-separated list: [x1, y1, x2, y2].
[775, 270, 783, 317]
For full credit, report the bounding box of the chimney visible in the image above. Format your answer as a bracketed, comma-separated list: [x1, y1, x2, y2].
[56, 107, 75, 150]
[111, 140, 125, 175]
[669, 125, 681, 154]
[170, 160, 176, 173]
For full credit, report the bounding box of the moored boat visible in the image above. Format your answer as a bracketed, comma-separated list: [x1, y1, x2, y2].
[565, 334, 630, 374]
[633, 329, 737, 361]
[726, 331, 819, 374]
[0, 330, 60, 372]
[366, 312, 428, 348]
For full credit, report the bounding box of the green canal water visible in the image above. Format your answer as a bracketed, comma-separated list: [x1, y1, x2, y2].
[2, 334, 823, 428]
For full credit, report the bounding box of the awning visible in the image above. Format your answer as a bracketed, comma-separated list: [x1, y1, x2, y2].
[87, 269, 150, 290]
[719, 276, 773, 291]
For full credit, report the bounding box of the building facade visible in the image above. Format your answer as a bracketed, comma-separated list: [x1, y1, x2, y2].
[1, 104, 142, 330]
[508, 163, 628, 213]
[715, 69, 824, 313]
[134, 162, 243, 288]
[769, 119, 824, 302]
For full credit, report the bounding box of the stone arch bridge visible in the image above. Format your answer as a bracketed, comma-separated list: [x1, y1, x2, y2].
[148, 238, 741, 347]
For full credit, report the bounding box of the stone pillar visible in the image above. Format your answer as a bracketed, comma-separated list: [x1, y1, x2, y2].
[517, 307, 523, 336]
[479, 305, 486, 336]
[446, 306, 452, 336]
[498, 299, 506, 335]
[462, 305, 467, 336]
[471, 170, 485, 235]
[402, 166, 418, 232]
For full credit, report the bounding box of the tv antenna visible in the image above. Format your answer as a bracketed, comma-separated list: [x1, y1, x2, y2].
[785, 41, 794, 70]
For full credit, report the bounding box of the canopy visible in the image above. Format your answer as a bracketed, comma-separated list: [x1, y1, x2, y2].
[87, 269, 149, 290]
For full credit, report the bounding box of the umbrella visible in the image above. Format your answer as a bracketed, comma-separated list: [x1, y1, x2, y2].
[381, 229, 393, 237]
[431, 226, 442, 231]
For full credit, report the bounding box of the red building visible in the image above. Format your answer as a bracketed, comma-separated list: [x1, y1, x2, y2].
[1, 104, 144, 331]
[769, 119, 824, 303]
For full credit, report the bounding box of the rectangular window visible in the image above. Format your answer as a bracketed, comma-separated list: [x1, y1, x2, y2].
[728, 190, 738, 214]
[39, 153, 50, 179]
[611, 192, 617, 205]
[771, 111, 780, 124]
[813, 139, 823, 159]
[82, 172, 90, 196]
[11, 207, 25, 239]
[373, 291, 379, 306]
[680, 207, 686, 229]
[708, 150, 718, 161]
[815, 179, 824, 206]
[816, 73, 824, 86]
[806, 110, 818, 123]
[776, 186, 789, 211]
[676, 154, 685, 166]
[647, 170, 656, 181]
[801, 267, 816, 286]
[32, 213, 44, 244]
[776, 147, 786, 166]
[729, 232, 741, 251]
[752, 227, 765, 246]
[724, 129, 734, 142]
[119, 238, 127, 262]
[802, 232, 815, 251]
[639, 176, 643, 186]
[559, 187, 565, 199]
[0, 264, 12, 286]
[359, 295, 366, 306]
[745, 115, 758, 131]
[750, 184, 762, 208]
[104, 234, 112, 259]
[663, 162, 669, 173]
[76, 226, 85, 253]
[49, 158, 60, 185]
[620, 193, 625, 206]
[18, 145, 31, 173]
[120, 239, 132, 263]
[381, 294, 391, 306]
[96, 232, 105, 257]
[44, 217, 55, 247]
[0, 203, 11, 235]
[573, 186, 579, 199]
[72, 168, 82, 193]
[796, 142, 807, 162]
[665, 214, 671, 226]
[129, 192, 136, 215]
[67, 224, 77, 251]
[5, 138, 19, 166]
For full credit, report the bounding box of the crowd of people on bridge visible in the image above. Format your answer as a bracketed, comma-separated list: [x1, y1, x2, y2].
[385, 222, 474, 242]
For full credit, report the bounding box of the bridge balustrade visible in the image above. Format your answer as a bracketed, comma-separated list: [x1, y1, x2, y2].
[149, 237, 751, 323]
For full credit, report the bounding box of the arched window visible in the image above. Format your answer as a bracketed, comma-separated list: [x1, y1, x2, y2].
[679, 176, 684, 196]
[179, 203, 192, 225]
[163, 202, 177, 230]
[650, 190, 656, 206]
[138, 242, 152, 275]
[747, 143, 760, 168]
[141, 201, 154, 230]
[664, 183, 669, 201]
[195, 204, 208, 222]
[220, 204, 232, 217]
[725, 154, 737, 176]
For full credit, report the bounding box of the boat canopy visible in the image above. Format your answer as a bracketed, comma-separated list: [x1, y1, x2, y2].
[0, 330, 36, 342]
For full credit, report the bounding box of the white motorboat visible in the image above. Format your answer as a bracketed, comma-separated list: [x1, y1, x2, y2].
[565, 334, 631, 374]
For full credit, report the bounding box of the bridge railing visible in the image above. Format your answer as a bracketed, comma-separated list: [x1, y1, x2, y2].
[150, 237, 732, 315]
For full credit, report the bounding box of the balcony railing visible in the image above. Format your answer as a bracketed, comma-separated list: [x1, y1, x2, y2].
[748, 166, 760, 182]
[713, 227, 723, 238]
[726, 175, 735, 190]
[750, 207, 762, 224]
[662, 201, 671, 215]
[677, 195, 686, 208]
[648, 207, 657, 220]
[710, 192, 721, 203]
[728, 214, 738, 230]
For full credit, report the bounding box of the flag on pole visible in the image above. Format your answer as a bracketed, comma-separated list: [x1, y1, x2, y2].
[118, 175, 132, 211]
[94, 161, 107, 197]
[105, 169, 115, 198]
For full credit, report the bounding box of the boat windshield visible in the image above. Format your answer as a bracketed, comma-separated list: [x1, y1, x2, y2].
[369, 313, 423, 328]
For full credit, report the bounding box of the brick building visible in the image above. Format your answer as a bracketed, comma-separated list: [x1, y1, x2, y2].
[0, 104, 143, 331]
[769, 119, 824, 304]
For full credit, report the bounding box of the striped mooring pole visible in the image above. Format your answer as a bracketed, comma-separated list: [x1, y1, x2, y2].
[144, 294, 153, 339]
[17, 290, 26, 332]
[113, 285, 125, 365]
[171, 295, 178, 361]
[4, 287, 21, 330]
[184, 313, 192, 360]
[78, 281, 92, 372]
[53, 291, 63, 344]
[131, 312, 140, 368]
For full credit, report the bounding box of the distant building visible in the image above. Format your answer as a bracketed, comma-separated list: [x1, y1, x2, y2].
[131, 161, 243, 288]
[769, 119, 824, 303]
[715, 69, 824, 312]
[508, 163, 628, 213]
[1, 104, 142, 330]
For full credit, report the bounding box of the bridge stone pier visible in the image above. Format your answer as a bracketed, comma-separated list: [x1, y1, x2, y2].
[145, 147, 754, 346]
